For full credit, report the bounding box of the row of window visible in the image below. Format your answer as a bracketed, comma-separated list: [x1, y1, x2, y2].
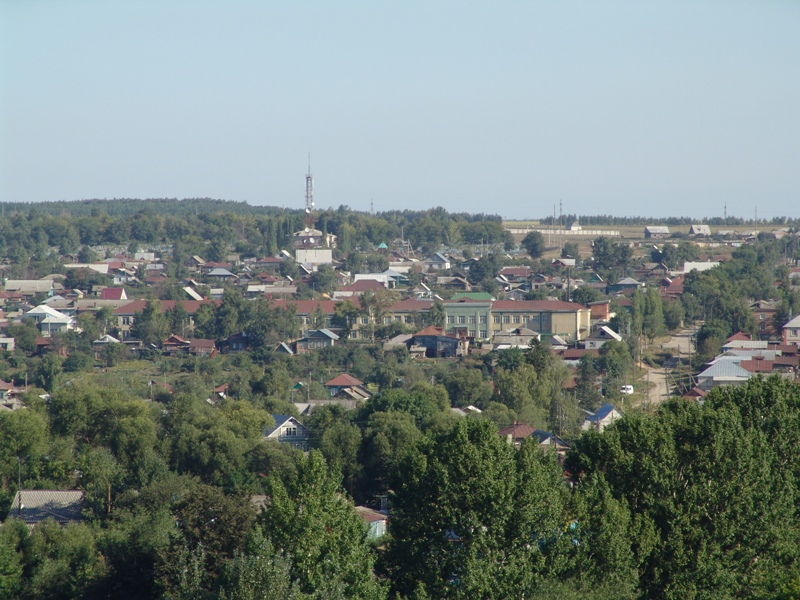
[445, 314, 551, 325]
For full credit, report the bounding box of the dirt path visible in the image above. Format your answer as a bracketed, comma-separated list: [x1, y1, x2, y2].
[640, 325, 698, 406]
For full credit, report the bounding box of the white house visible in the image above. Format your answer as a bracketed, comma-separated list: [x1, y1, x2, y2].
[23, 305, 74, 336]
[581, 403, 622, 432]
[264, 414, 311, 451]
[583, 326, 623, 350]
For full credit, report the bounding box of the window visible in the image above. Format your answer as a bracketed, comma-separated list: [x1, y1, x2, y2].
[361, 317, 369, 324]
[760, 323, 766, 331]
[122, 317, 131, 326]
[448, 316, 455, 324]
[480, 330, 487, 338]
[458, 315, 466, 324]
[395, 315, 402, 322]
[404, 316, 412, 324]
[384, 316, 391, 324]
[469, 315, 476, 324]
[513, 315, 520, 324]
[760, 313, 765, 320]
[350, 331, 358, 338]
[493, 315, 501, 324]
[284, 426, 297, 437]
[468, 330, 476, 337]
[480, 315, 487, 324]
[503, 315, 510, 324]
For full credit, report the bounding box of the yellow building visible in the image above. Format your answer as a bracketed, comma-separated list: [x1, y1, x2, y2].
[489, 300, 590, 343]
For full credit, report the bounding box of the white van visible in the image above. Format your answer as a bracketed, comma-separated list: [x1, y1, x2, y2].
[620, 385, 634, 395]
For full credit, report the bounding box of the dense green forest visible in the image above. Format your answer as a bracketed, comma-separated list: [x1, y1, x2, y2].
[3, 373, 800, 599]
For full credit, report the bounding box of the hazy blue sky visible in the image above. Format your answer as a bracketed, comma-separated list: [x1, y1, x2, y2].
[2, 1, 798, 220]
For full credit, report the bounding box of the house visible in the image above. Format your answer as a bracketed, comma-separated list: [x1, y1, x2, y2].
[409, 325, 465, 358]
[782, 315, 800, 346]
[644, 226, 670, 239]
[490, 327, 541, 350]
[332, 279, 387, 300]
[588, 300, 612, 323]
[689, 224, 712, 236]
[498, 423, 536, 447]
[750, 300, 780, 339]
[583, 325, 622, 350]
[200, 261, 233, 274]
[424, 252, 451, 271]
[0, 337, 15, 352]
[7, 490, 85, 527]
[435, 276, 471, 291]
[682, 261, 719, 274]
[264, 414, 311, 451]
[499, 266, 531, 282]
[412, 282, 433, 299]
[581, 403, 622, 432]
[355, 506, 389, 539]
[530, 429, 570, 456]
[696, 358, 753, 391]
[23, 305, 74, 336]
[324, 373, 365, 397]
[188, 338, 217, 357]
[99, 287, 128, 300]
[607, 277, 644, 295]
[551, 258, 576, 268]
[3, 279, 55, 297]
[205, 267, 238, 282]
[0, 379, 21, 410]
[294, 329, 339, 354]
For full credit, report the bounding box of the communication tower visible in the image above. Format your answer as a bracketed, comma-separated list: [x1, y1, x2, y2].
[304, 157, 315, 233]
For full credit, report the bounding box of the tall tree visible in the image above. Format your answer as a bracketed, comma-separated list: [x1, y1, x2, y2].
[522, 231, 545, 259]
[386, 419, 566, 599]
[258, 451, 386, 599]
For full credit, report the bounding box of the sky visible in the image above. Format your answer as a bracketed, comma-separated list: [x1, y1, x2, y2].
[2, 1, 799, 220]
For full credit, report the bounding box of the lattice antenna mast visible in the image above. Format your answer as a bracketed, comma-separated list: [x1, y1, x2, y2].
[304, 156, 315, 231]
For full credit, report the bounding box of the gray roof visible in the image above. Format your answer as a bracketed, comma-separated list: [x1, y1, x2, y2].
[589, 403, 620, 423]
[207, 268, 236, 277]
[7, 490, 84, 525]
[697, 360, 752, 380]
[614, 277, 642, 286]
[784, 315, 800, 328]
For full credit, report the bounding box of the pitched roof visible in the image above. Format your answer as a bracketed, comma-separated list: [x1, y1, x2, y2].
[497, 423, 536, 439]
[589, 403, 621, 423]
[7, 490, 84, 524]
[413, 325, 446, 337]
[341, 279, 386, 292]
[99, 287, 127, 300]
[325, 373, 364, 387]
[784, 315, 800, 328]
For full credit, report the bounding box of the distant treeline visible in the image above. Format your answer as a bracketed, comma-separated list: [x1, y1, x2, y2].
[540, 214, 800, 227]
[0, 200, 510, 277]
